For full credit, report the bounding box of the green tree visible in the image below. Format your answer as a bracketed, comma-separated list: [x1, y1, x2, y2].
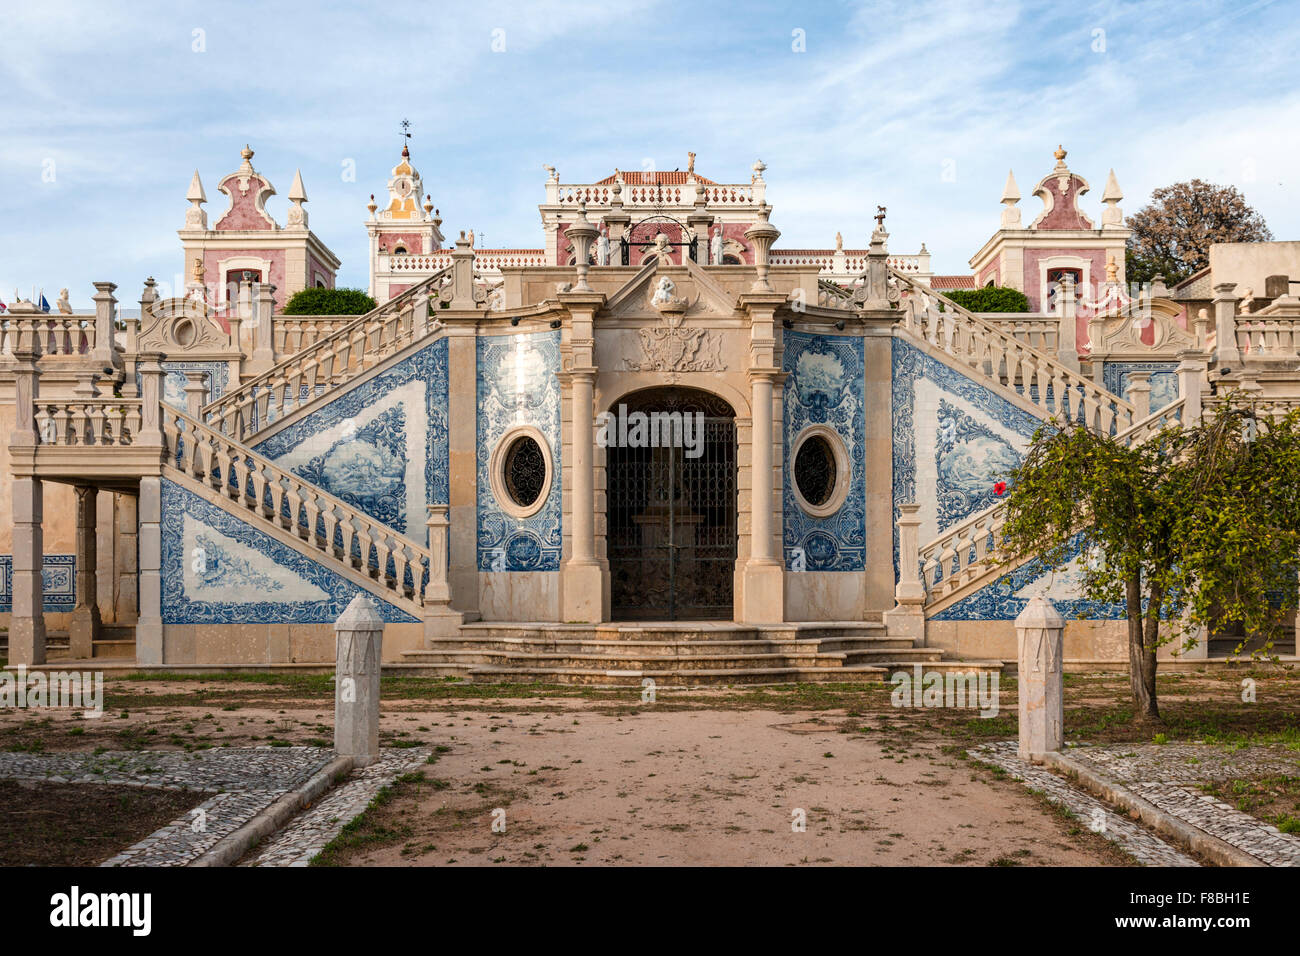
[1125, 180, 1272, 286]
[281, 287, 377, 315]
[941, 286, 1029, 313]
[998, 399, 1300, 720]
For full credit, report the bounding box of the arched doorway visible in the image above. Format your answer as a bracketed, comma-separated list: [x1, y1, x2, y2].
[606, 387, 737, 620]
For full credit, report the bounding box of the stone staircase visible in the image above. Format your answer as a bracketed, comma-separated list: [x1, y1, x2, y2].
[92, 624, 136, 659]
[401, 621, 1001, 686]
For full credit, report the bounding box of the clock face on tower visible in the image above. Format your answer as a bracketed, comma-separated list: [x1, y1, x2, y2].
[394, 177, 413, 198]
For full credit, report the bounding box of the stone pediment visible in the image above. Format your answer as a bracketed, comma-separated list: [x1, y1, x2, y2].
[602, 259, 738, 320]
[139, 297, 237, 357]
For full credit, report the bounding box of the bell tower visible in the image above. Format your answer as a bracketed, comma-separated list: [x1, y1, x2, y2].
[366, 141, 445, 301]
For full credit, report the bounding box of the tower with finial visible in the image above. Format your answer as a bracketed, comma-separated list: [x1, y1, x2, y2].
[178, 143, 341, 320]
[968, 144, 1130, 313]
[366, 120, 446, 301]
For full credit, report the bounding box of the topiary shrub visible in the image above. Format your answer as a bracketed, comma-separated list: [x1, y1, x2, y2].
[281, 287, 377, 315]
[940, 286, 1029, 313]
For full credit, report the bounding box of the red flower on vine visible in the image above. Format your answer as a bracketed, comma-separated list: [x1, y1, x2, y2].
[993, 481, 1007, 496]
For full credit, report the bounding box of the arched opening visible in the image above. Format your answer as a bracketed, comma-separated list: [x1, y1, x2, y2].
[605, 386, 737, 620]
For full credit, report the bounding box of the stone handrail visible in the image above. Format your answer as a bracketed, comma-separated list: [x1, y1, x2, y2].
[203, 268, 449, 442]
[1204, 393, 1300, 422]
[272, 315, 358, 355]
[983, 314, 1060, 355]
[1234, 314, 1300, 360]
[388, 251, 548, 272]
[34, 398, 144, 447]
[3, 314, 97, 357]
[912, 397, 1187, 607]
[161, 405, 430, 611]
[893, 269, 1136, 435]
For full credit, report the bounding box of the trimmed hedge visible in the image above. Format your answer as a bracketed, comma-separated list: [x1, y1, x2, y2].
[939, 286, 1029, 313]
[281, 287, 377, 315]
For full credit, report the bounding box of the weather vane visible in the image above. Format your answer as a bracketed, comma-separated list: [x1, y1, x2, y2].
[400, 118, 412, 141]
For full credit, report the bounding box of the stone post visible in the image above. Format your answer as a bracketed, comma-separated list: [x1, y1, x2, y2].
[116, 494, 139, 622]
[1057, 275, 1080, 372]
[422, 504, 461, 641]
[449, 233, 477, 310]
[69, 485, 101, 659]
[561, 368, 605, 622]
[91, 281, 120, 369]
[183, 370, 209, 419]
[1176, 349, 1207, 425]
[136, 352, 167, 448]
[882, 503, 926, 643]
[413, 291, 430, 337]
[1016, 595, 1064, 761]
[1213, 282, 1240, 367]
[1125, 371, 1152, 421]
[743, 203, 780, 293]
[136, 476, 163, 665]
[742, 367, 786, 622]
[8, 348, 45, 666]
[335, 593, 384, 767]
[252, 283, 276, 371]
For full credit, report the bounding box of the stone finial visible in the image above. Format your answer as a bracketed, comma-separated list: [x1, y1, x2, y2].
[1101, 168, 1124, 228]
[743, 202, 781, 293]
[185, 170, 208, 229]
[286, 168, 308, 228]
[1000, 169, 1021, 227]
[1053, 144, 1068, 167]
[751, 158, 766, 183]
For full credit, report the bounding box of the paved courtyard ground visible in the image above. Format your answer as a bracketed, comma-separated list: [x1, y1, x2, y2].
[0, 669, 1296, 866]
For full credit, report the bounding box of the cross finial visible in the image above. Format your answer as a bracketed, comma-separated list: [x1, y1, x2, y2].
[400, 118, 412, 139]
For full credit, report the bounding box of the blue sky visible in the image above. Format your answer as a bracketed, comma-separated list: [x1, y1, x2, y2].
[3, 0, 1298, 307]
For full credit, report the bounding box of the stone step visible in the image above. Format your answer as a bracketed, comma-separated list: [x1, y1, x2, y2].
[417, 636, 916, 655]
[457, 622, 887, 643]
[453, 664, 892, 686]
[405, 649, 853, 670]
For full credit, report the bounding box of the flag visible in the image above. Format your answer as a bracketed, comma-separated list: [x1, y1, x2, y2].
[38, 292, 50, 313]
[0, 293, 6, 313]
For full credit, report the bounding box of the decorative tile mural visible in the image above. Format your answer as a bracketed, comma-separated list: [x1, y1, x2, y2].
[892, 337, 1040, 556]
[160, 478, 418, 624]
[254, 338, 449, 538]
[477, 330, 562, 571]
[894, 337, 1126, 621]
[782, 331, 865, 571]
[1102, 361, 1179, 413]
[0, 555, 76, 612]
[930, 533, 1125, 621]
[138, 361, 230, 411]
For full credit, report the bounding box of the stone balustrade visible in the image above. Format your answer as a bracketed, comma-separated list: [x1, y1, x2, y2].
[908, 396, 1187, 608]
[204, 268, 447, 442]
[34, 399, 144, 447]
[161, 405, 432, 611]
[894, 270, 1136, 435]
[1234, 314, 1300, 360]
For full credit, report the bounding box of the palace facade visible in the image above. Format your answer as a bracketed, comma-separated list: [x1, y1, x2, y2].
[3, 144, 1297, 681]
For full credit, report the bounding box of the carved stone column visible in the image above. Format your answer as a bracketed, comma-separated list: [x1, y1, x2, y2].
[183, 370, 209, 420]
[91, 281, 121, 370]
[136, 476, 164, 665]
[559, 292, 608, 623]
[8, 349, 45, 665]
[423, 504, 461, 641]
[69, 485, 101, 659]
[1057, 275, 1080, 372]
[1125, 371, 1152, 420]
[882, 503, 926, 643]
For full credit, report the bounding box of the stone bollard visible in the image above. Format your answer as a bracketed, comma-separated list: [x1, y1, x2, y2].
[335, 593, 385, 767]
[1016, 595, 1064, 761]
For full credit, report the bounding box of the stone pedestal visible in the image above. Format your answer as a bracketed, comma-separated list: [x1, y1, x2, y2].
[883, 503, 926, 643]
[335, 593, 384, 767]
[423, 505, 462, 641]
[1016, 595, 1064, 761]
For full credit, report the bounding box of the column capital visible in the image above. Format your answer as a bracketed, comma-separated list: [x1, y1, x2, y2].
[747, 367, 786, 386]
[557, 368, 598, 386]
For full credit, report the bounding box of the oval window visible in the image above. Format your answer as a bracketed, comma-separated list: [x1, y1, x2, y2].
[503, 435, 546, 508]
[794, 434, 837, 508]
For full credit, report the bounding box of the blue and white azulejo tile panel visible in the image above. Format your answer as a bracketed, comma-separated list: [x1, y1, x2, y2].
[0, 555, 76, 612]
[138, 361, 231, 412]
[782, 331, 866, 571]
[476, 330, 562, 572]
[253, 338, 449, 538]
[892, 337, 1040, 559]
[930, 533, 1125, 621]
[159, 478, 418, 624]
[1102, 361, 1179, 413]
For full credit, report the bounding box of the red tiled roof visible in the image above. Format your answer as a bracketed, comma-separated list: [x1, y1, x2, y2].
[594, 171, 718, 186]
[930, 275, 977, 290]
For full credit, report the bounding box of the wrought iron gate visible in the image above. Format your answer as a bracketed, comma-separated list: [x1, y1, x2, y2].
[607, 389, 737, 620]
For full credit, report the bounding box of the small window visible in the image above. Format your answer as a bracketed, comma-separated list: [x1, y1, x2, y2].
[794, 435, 837, 507]
[392, 244, 408, 255]
[503, 435, 546, 508]
[722, 254, 742, 265]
